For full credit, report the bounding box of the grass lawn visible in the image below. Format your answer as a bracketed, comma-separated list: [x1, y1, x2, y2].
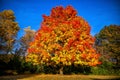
[0, 74, 120, 80]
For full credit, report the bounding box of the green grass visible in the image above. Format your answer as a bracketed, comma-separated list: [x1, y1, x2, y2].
[0, 74, 120, 80]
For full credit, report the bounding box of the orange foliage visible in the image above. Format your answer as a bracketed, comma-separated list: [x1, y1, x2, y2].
[26, 6, 101, 66]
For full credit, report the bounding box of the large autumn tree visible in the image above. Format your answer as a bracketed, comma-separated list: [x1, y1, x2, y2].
[0, 10, 20, 54]
[95, 25, 120, 67]
[26, 6, 101, 74]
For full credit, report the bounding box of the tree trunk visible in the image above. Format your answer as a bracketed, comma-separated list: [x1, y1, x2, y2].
[59, 66, 63, 75]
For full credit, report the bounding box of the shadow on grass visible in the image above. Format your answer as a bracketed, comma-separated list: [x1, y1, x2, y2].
[89, 76, 120, 80]
[0, 74, 36, 80]
[91, 78, 120, 80]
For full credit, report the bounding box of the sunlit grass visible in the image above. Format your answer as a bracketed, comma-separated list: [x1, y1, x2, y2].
[0, 74, 120, 80]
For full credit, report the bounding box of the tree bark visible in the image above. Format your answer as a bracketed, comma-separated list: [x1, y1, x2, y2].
[59, 66, 63, 75]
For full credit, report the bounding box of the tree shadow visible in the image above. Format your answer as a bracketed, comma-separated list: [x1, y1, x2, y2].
[0, 74, 38, 80]
[90, 76, 120, 80]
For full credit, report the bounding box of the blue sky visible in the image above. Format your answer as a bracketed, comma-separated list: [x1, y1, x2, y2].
[0, 0, 120, 37]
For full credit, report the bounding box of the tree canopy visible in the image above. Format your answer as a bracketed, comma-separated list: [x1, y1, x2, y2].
[0, 10, 20, 54]
[26, 6, 101, 68]
[95, 25, 120, 66]
[19, 26, 35, 57]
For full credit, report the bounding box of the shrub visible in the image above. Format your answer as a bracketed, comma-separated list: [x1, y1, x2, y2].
[91, 61, 120, 75]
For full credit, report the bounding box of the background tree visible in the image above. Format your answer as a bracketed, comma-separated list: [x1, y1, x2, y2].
[18, 26, 35, 58]
[26, 6, 101, 74]
[0, 10, 20, 54]
[0, 10, 20, 75]
[95, 25, 120, 68]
